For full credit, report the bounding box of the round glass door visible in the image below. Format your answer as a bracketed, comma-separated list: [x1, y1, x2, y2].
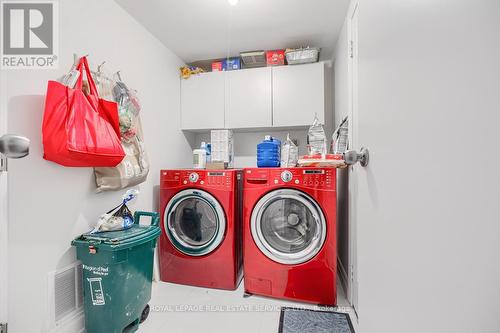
[164, 189, 226, 256]
[251, 189, 326, 264]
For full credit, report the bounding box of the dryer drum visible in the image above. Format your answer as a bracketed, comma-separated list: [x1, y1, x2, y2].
[251, 189, 326, 265]
[165, 189, 226, 256]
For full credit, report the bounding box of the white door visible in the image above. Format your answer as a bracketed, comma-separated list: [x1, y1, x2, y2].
[181, 72, 225, 130]
[226, 67, 272, 129]
[0, 142, 7, 327]
[347, 1, 359, 314]
[351, 1, 500, 332]
[272, 62, 325, 127]
[0, 75, 7, 326]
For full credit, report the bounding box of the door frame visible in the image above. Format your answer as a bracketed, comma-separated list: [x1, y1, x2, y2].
[347, 0, 360, 316]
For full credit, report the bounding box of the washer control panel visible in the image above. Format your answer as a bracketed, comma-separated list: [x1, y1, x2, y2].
[268, 168, 336, 189]
[206, 171, 232, 188]
[301, 169, 333, 187]
[160, 170, 239, 189]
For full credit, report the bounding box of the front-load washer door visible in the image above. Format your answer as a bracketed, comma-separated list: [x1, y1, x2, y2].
[164, 189, 226, 256]
[251, 189, 326, 264]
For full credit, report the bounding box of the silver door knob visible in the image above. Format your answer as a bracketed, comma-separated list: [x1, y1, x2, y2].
[344, 147, 369, 167]
[0, 134, 30, 159]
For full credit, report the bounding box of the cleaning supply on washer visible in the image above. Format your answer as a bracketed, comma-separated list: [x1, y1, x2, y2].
[91, 189, 139, 234]
[206, 143, 212, 163]
[307, 115, 327, 157]
[211, 130, 234, 168]
[257, 136, 281, 168]
[281, 134, 299, 168]
[193, 142, 207, 169]
[332, 116, 349, 155]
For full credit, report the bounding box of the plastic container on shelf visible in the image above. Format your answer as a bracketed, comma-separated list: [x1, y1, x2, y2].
[222, 58, 241, 71]
[266, 50, 286, 66]
[257, 136, 281, 168]
[285, 47, 320, 65]
[240, 50, 266, 68]
[212, 61, 223, 72]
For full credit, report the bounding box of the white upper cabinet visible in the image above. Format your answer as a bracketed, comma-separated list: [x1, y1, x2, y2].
[181, 72, 225, 130]
[272, 62, 325, 127]
[225, 67, 272, 129]
[180, 62, 326, 131]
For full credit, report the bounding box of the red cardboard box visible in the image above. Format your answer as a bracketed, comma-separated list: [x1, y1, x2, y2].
[212, 61, 223, 72]
[266, 50, 285, 66]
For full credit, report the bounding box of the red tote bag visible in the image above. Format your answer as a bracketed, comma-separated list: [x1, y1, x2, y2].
[42, 57, 125, 167]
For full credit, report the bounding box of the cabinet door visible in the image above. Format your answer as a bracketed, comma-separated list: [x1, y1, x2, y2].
[181, 72, 225, 130]
[272, 62, 325, 127]
[226, 67, 272, 129]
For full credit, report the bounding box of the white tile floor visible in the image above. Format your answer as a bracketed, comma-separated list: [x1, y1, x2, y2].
[139, 280, 358, 333]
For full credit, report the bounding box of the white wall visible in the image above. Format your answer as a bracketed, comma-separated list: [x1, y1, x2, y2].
[347, 0, 500, 332]
[1, 0, 192, 332]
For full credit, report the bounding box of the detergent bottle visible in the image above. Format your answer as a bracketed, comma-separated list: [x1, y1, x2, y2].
[257, 136, 281, 168]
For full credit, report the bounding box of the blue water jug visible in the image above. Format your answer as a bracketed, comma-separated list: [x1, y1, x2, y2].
[257, 136, 281, 168]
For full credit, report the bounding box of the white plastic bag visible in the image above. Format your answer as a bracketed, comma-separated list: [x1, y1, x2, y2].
[332, 116, 349, 154]
[307, 114, 327, 156]
[281, 134, 299, 167]
[90, 189, 139, 233]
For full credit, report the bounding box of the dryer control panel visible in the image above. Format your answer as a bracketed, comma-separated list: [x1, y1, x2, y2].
[245, 168, 336, 189]
[161, 169, 240, 189]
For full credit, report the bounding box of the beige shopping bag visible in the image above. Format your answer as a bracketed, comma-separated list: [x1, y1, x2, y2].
[94, 120, 149, 192]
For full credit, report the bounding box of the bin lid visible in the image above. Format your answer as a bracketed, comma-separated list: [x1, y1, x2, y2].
[72, 224, 160, 250]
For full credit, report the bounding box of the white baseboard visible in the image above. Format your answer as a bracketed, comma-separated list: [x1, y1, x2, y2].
[48, 312, 84, 333]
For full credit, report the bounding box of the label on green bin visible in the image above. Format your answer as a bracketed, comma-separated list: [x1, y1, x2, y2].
[83, 264, 109, 276]
[88, 278, 105, 306]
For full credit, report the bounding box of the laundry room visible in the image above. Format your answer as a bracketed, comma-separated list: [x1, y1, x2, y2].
[1, 1, 500, 333]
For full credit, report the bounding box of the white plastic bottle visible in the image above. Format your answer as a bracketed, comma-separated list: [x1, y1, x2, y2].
[193, 142, 207, 169]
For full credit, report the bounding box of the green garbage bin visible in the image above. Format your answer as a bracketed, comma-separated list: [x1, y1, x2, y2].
[72, 211, 160, 333]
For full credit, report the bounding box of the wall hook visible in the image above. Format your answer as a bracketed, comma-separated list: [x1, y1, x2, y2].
[97, 61, 106, 73]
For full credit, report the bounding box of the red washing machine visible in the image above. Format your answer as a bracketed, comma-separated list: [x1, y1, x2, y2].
[159, 169, 243, 290]
[243, 167, 337, 305]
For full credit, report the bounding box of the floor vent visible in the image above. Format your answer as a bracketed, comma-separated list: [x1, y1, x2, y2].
[48, 262, 84, 328]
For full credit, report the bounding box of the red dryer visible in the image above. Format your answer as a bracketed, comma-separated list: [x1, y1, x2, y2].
[159, 169, 243, 290]
[243, 167, 337, 305]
